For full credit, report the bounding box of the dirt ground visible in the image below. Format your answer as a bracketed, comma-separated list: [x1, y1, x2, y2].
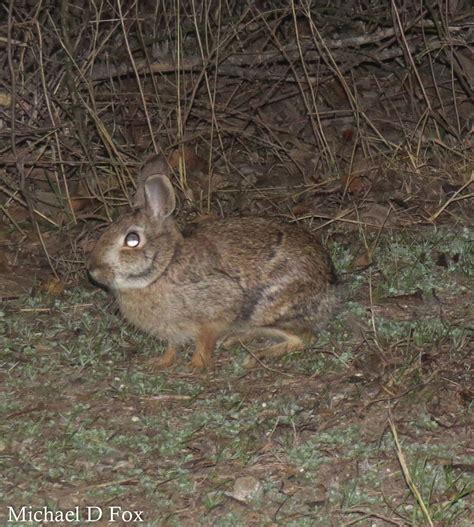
[1, 215, 473, 526]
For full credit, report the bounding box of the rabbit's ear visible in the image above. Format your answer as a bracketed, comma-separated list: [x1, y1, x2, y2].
[134, 154, 170, 208]
[144, 174, 176, 218]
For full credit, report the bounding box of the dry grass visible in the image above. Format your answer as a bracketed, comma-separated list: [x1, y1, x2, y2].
[1, 1, 472, 278]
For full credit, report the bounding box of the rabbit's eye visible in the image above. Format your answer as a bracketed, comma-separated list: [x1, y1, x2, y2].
[125, 232, 140, 248]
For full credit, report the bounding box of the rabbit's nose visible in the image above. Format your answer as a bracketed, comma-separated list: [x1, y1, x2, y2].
[86, 254, 98, 275]
[86, 259, 101, 282]
[86, 260, 100, 277]
[86, 252, 112, 288]
[87, 261, 112, 290]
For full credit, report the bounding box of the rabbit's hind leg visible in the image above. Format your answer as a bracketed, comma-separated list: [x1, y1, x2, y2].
[242, 328, 306, 368]
[219, 329, 262, 350]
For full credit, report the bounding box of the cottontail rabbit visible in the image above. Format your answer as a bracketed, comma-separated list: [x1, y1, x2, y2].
[87, 155, 338, 369]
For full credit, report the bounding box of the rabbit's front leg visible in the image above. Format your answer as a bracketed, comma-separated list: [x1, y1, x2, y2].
[190, 326, 219, 369]
[147, 344, 178, 371]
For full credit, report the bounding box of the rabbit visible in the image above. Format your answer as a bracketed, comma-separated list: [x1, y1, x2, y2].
[87, 154, 338, 369]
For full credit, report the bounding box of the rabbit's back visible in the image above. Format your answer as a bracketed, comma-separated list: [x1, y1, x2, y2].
[184, 216, 337, 290]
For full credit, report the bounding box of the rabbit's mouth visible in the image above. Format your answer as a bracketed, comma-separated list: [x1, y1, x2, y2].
[88, 262, 155, 291]
[87, 269, 110, 293]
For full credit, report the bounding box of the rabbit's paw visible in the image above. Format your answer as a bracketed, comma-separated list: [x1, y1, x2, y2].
[146, 346, 177, 371]
[189, 352, 214, 370]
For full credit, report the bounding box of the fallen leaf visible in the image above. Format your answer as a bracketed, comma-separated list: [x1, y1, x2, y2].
[168, 146, 207, 174]
[352, 250, 372, 270]
[358, 203, 393, 228]
[292, 203, 311, 216]
[70, 197, 97, 213]
[40, 277, 65, 296]
[0, 92, 11, 107]
[341, 127, 355, 142]
[341, 173, 371, 193]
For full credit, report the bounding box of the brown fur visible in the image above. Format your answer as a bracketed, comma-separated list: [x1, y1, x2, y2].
[87, 155, 338, 369]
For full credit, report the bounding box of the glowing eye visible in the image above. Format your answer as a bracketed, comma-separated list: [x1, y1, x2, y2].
[125, 232, 140, 248]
